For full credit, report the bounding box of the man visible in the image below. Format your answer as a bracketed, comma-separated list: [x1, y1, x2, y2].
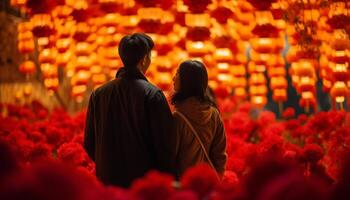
[84, 33, 176, 187]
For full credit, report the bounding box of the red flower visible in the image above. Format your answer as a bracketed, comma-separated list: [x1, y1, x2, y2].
[298, 114, 308, 124]
[130, 170, 175, 200]
[282, 107, 295, 119]
[169, 191, 198, 200]
[257, 135, 284, 156]
[237, 102, 252, 113]
[260, 123, 285, 139]
[28, 143, 52, 161]
[302, 144, 324, 164]
[226, 157, 246, 175]
[258, 111, 276, 127]
[57, 142, 87, 166]
[227, 112, 256, 139]
[27, 131, 46, 143]
[284, 119, 300, 131]
[222, 171, 239, 186]
[181, 164, 219, 198]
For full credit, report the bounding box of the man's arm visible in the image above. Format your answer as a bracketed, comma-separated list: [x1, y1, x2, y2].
[84, 92, 96, 161]
[148, 91, 177, 175]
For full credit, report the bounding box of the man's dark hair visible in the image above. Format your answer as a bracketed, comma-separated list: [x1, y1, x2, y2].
[118, 33, 154, 68]
[171, 60, 216, 107]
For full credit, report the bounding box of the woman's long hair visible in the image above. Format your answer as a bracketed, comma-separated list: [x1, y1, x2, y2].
[171, 60, 217, 107]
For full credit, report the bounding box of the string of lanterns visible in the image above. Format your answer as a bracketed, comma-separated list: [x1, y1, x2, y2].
[10, 0, 350, 111]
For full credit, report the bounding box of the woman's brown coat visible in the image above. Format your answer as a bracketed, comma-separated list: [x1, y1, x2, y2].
[173, 97, 227, 176]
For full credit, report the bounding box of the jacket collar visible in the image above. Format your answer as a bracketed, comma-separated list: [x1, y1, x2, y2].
[116, 67, 148, 81]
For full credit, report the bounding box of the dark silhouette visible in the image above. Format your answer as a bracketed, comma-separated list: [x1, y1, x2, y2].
[172, 60, 227, 177]
[84, 33, 176, 187]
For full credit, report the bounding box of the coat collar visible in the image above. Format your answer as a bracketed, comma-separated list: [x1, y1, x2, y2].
[116, 67, 148, 81]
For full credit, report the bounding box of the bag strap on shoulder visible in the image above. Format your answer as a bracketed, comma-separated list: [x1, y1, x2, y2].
[174, 111, 219, 178]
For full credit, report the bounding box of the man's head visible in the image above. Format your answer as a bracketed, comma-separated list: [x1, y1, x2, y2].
[118, 33, 154, 73]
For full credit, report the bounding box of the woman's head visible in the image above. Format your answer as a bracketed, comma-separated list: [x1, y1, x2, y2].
[172, 60, 212, 105]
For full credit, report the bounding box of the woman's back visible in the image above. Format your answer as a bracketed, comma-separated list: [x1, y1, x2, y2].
[174, 97, 227, 176]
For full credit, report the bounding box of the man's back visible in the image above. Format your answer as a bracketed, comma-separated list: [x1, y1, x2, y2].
[84, 68, 175, 187]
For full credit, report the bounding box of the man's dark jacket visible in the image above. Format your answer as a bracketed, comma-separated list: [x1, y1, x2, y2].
[84, 67, 176, 187]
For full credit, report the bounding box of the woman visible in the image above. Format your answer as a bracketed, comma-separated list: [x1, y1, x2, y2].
[172, 60, 227, 177]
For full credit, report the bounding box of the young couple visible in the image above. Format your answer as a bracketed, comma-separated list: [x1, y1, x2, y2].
[84, 33, 227, 188]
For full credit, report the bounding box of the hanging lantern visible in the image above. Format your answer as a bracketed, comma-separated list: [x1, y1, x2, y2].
[330, 81, 348, 105]
[18, 40, 35, 54]
[19, 60, 36, 75]
[38, 48, 57, 64]
[272, 89, 287, 102]
[44, 78, 59, 91]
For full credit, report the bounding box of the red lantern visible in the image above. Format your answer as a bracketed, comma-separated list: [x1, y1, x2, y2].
[330, 81, 348, 103]
[19, 61, 36, 74]
[272, 89, 287, 102]
[18, 40, 35, 54]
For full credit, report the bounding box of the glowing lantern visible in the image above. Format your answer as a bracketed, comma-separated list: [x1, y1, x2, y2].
[270, 76, 287, 90]
[18, 40, 35, 54]
[214, 48, 233, 62]
[234, 87, 247, 99]
[249, 73, 267, 85]
[40, 63, 58, 78]
[52, 5, 72, 19]
[44, 78, 59, 91]
[249, 85, 268, 96]
[272, 89, 287, 102]
[57, 51, 72, 67]
[330, 81, 348, 106]
[92, 74, 107, 88]
[75, 42, 92, 56]
[294, 60, 317, 79]
[186, 41, 213, 56]
[72, 71, 91, 85]
[251, 96, 268, 108]
[232, 77, 247, 88]
[39, 48, 57, 64]
[56, 38, 72, 53]
[71, 85, 87, 102]
[331, 63, 350, 82]
[19, 61, 36, 75]
[75, 56, 91, 71]
[17, 22, 35, 54]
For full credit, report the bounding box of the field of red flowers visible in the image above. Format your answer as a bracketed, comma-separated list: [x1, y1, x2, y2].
[0, 100, 350, 200]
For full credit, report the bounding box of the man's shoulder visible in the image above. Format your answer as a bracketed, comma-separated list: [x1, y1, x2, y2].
[93, 80, 116, 95]
[93, 78, 162, 98]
